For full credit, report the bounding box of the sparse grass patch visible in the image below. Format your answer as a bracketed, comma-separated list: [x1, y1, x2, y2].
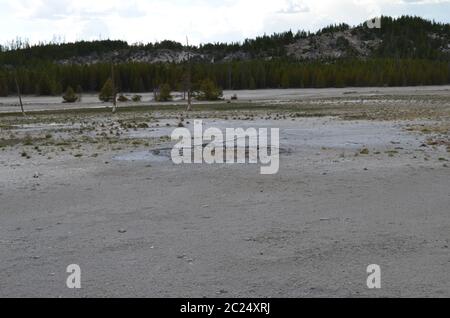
[159, 136, 171, 142]
[137, 123, 149, 128]
[385, 150, 399, 157]
[360, 148, 369, 155]
[406, 123, 450, 135]
[0, 124, 14, 130]
[23, 135, 34, 146]
[55, 141, 71, 146]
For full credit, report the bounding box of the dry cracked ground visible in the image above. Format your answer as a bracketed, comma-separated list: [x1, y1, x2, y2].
[0, 88, 449, 297]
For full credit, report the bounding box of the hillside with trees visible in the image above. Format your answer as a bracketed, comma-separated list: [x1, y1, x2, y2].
[0, 16, 449, 97]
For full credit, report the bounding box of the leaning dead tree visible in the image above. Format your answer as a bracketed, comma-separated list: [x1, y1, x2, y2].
[5, 65, 25, 116]
[14, 70, 25, 116]
[186, 36, 192, 112]
[111, 63, 118, 113]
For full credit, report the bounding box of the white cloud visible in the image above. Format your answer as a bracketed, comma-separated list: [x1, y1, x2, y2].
[277, 0, 310, 14]
[400, 0, 450, 3]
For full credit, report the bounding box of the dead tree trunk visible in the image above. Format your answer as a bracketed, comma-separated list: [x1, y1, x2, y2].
[186, 36, 192, 112]
[14, 72, 25, 116]
[111, 63, 117, 113]
[228, 63, 232, 90]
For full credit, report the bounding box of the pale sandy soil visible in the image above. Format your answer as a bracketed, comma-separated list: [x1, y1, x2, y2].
[1, 85, 449, 113]
[0, 89, 449, 298]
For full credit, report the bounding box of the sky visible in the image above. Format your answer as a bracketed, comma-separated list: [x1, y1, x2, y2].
[0, 0, 449, 46]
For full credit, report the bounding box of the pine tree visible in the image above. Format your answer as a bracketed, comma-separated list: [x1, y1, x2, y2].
[0, 76, 8, 97]
[36, 74, 54, 95]
[157, 84, 172, 102]
[62, 86, 78, 103]
[197, 79, 223, 101]
[249, 76, 256, 90]
[99, 78, 114, 102]
[281, 72, 290, 88]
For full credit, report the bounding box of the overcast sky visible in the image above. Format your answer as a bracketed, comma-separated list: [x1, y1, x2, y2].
[0, 0, 449, 46]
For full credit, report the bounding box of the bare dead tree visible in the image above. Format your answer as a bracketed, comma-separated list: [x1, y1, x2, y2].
[111, 63, 118, 113]
[182, 72, 188, 100]
[14, 71, 25, 116]
[186, 36, 192, 112]
[228, 63, 232, 90]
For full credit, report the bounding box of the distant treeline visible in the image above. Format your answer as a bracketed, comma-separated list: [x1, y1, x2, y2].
[1, 16, 449, 64]
[0, 58, 448, 96]
[0, 32, 307, 65]
[0, 15, 449, 96]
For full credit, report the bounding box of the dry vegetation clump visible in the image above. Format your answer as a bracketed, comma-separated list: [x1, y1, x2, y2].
[425, 137, 450, 147]
[360, 148, 370, 155]
[117, 94, 130, 102]
[405, 122, 450, 150]
[132, 95, 143, 102]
